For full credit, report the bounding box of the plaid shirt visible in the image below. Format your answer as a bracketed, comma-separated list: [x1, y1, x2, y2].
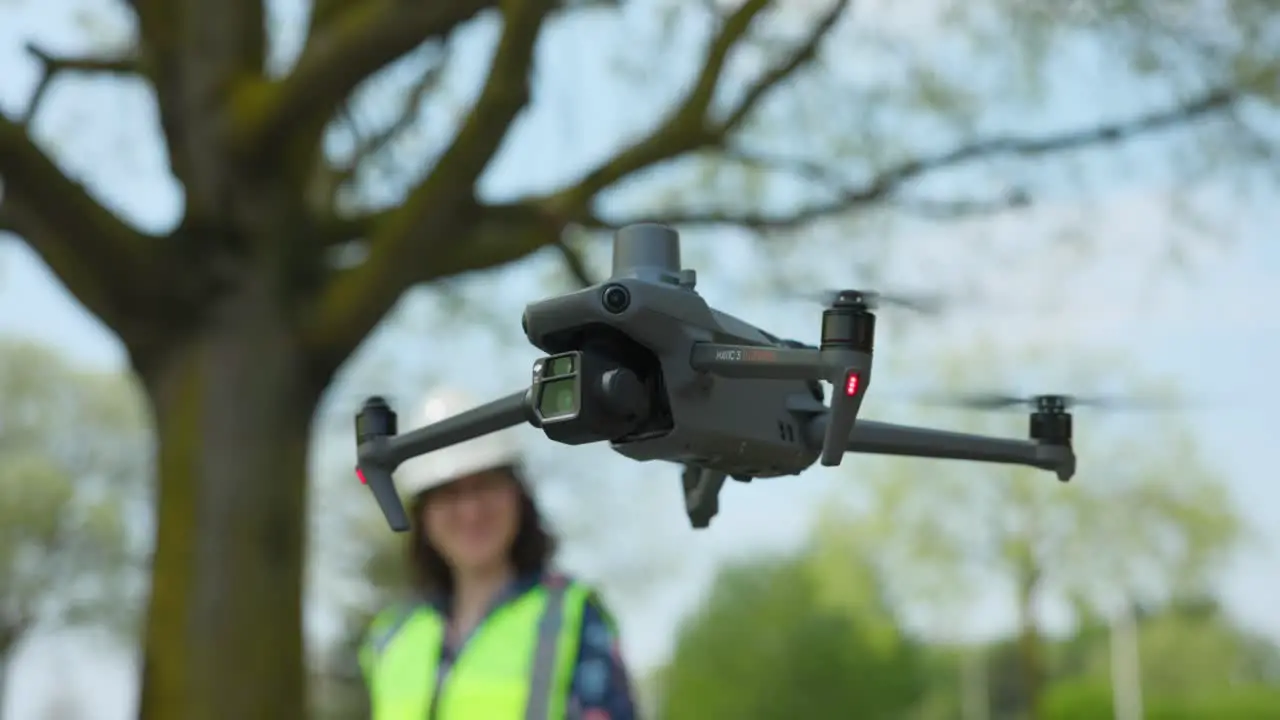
[427, 573, 637, 720]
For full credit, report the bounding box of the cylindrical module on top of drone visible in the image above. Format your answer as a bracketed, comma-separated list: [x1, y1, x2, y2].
[612, 223, 680, 277]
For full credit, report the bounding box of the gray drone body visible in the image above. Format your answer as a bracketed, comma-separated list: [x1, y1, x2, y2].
[521, 223, 827, 479]
[354, 223, 1077, 531]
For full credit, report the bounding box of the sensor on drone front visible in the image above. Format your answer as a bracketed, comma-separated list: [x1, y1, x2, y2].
[530, 350, 651, 446]
[532, 352, 583, 424]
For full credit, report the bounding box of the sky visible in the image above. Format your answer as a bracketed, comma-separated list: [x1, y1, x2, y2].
[1, 1, 1278, 718]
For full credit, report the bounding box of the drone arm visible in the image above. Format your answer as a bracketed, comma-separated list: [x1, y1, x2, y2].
[353, 390, 532, 533]
[364, 390, 534, 467]
[809, 417, 1075, 480]
[689, 343, 824, 380]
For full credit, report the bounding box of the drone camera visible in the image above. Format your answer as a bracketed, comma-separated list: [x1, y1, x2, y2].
[531, 349, 651, 445]
[533, 353, 582, 422]
[601, 284, 631, 314]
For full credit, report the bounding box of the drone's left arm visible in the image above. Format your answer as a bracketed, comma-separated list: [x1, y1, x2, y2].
[567, 596, 638, 720]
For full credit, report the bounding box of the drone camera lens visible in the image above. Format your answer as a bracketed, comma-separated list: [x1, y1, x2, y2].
[601, 284, 631, 314]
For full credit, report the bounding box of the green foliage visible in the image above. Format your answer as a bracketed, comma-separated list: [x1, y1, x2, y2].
[1055, 599, 1280, 703]
[657, 552, 1280, 720]
[1040, 679, 1114, 720]
[1138, 603, 1280, 695]
[658, 547, 928, 720]
[0, 337, 148, 654]
[1043, 679, 1280, 720]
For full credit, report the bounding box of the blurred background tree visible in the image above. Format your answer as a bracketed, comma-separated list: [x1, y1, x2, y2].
[656, 546, 926, 720]
[845, 343, 1245, 719]
[1043, 597, 1280, 719]
[0, 338, 149, 717]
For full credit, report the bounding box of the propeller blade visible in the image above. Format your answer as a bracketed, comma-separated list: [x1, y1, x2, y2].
[806, 288, 949, 315]
[917, 392, 1030, 410]
[913, 391, 1186, 413]
[862, 291, 947, 315]
[1061, 393, 1183, 410]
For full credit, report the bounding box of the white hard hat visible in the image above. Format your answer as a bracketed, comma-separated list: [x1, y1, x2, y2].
[394, 388, 526, 498]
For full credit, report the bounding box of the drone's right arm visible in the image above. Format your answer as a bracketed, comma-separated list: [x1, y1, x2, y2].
[809, 416, 1076, 481]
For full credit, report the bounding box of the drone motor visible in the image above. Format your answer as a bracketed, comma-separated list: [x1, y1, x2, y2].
[1029, 395, 1073, 450]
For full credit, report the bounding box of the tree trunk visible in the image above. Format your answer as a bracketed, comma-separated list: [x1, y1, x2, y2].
[0, 644, 11, 720]
[135, 270, 321, 720]
[1016, 567, 1044, 720]
[961, 646, 990, 720]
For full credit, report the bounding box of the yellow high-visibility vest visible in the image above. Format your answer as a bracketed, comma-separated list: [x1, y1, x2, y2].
[361, 581, 590, 720]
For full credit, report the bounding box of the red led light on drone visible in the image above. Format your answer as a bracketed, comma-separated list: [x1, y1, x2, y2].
[356, 467, 368, 484]
[844, 371, 861, 397]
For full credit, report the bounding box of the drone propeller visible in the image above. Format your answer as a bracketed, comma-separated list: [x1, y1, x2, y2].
[809, 288, 948, 315]
[918, 392, 1182, 412]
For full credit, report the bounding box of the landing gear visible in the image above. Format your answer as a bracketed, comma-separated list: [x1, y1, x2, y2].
[682, 465, 727, 528]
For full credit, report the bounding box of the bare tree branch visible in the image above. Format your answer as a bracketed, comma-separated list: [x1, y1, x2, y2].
[0, 114, 180, 348]
[318, 57, 1240, 262]
[337, 57, 451, 187]
[893, 191, 1032, 219]
[303, 0, 846, 367]
[553, 238, 596, 288]
[309, 1, 847, 255]
[124, 0, 265, 82]
[21, 43, 139, 125]
[124, 0, 266, 219]
[542, 0, 849, 213]
[315, 0, 848, 251]
[594, 85, 1240, 229]
[306, 54, 451, 216]
[718, 147, 1032, 218]
[305, 0, 352, 41]
[415, 82, 1238, 288]
[302, 0, 556, 369]
[231, 0, 494, 157]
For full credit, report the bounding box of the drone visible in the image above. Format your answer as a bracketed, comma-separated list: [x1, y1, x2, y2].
[354, 223, 1078, 531]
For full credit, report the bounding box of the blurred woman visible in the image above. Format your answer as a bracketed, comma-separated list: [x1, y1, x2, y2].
[360, 388, 638, 720]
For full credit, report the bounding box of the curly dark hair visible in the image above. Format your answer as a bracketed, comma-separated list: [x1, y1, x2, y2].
[407, 465, 556, 597]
